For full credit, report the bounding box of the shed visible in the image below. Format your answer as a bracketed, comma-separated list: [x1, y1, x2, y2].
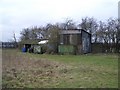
[20, 39, 40, 53]
[21, 39, 49, 54]
[59, 29, 91, 54]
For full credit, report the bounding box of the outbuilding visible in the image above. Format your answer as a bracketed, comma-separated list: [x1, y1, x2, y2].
[59, 29, 91, 54]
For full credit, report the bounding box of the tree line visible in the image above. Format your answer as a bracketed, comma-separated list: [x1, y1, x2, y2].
[20, 17, 120, 53]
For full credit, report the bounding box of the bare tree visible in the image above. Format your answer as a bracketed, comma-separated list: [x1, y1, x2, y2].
[60, 18, 77, 30]
[13, 31, 17, 47]
[20, 28, 30, 41]
[19, 17, 119, 53]
[78, 17, 99, 43]
[13, 32, 17, 43]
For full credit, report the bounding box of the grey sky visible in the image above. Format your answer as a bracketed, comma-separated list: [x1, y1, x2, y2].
[0, 0, 119, 42]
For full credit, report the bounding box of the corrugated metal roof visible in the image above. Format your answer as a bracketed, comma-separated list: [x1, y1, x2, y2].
[60, 30, 81, 34]
[38, 40, 48, 44]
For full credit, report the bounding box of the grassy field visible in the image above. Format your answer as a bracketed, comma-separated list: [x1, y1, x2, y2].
[2, 49, 118, 88]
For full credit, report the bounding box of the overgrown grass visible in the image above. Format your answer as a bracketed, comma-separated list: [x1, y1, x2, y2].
[2, 49, 118, 88]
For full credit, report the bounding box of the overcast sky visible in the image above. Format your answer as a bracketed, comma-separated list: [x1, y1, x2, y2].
[0, 0, 119, 42]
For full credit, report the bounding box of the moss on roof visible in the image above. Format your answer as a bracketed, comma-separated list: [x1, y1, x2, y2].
[19, 40, 38, 44]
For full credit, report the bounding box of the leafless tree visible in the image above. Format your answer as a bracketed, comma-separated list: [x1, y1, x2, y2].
[78, 17, 99, 43]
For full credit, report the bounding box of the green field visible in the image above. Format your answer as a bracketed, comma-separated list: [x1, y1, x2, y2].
[2, 49, 118, 88]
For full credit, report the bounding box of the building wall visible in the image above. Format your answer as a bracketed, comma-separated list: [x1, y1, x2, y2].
[60, 34, 82, 45]
[58, 45, 75, 54]
[81, 30, 91, 53]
